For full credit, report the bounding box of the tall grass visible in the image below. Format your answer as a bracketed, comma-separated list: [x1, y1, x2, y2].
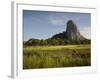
[23, 44, 90, 69]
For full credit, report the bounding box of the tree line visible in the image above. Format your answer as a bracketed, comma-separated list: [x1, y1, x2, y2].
[24, 38, 90, 46]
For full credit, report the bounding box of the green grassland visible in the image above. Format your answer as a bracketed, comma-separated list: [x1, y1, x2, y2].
[23, 44, 91, 69]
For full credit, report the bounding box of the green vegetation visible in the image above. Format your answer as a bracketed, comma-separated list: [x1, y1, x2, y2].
[23, 44, 90, 69]
[24, 38, 90, 46]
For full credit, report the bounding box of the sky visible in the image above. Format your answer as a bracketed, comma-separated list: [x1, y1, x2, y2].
[23, 10, 91, 41]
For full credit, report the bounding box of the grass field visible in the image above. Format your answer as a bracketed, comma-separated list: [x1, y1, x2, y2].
[23, 44, 91, 69]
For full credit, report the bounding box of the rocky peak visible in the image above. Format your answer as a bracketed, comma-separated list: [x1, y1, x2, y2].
[66, 20, 85, 41]
[52, 20, 86, 41]
[66, 20, 78, 32]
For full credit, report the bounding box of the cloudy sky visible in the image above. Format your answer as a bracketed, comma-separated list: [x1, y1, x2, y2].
[23, 10, 91, 41]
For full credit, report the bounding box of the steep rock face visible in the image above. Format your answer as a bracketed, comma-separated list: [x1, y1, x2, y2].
[66, 20, 85, 41]
[52, 20, 86, 41]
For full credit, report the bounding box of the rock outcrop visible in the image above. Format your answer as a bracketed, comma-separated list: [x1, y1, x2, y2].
[52, 20, 86, 41]
[66, 20, 85, 41]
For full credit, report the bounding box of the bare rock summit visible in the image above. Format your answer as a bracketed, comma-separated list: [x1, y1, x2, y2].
[52, 20, 86, 41]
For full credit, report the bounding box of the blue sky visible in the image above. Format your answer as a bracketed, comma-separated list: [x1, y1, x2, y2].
[23, 10, 91, 41]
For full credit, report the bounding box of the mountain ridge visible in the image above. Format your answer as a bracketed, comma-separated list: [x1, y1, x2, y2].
[24, 20, 90, 46]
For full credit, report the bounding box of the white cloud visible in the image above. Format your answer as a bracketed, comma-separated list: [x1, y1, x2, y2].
[79, 26, 91, 39]
[48, 13, 68, 25]
[49, 18, 65, 25]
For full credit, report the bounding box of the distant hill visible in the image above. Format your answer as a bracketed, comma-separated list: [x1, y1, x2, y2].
[24, 20, 90, 46]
